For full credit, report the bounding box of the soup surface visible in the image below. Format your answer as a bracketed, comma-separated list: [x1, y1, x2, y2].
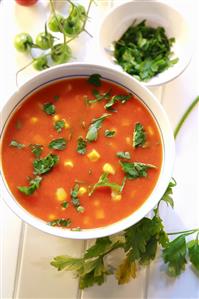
[1, 76, 162, 229]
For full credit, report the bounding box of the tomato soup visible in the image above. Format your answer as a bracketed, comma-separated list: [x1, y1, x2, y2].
[1, 76, 162, 229]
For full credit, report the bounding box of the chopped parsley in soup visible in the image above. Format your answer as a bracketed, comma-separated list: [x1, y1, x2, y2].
[1, 74, 162, 229]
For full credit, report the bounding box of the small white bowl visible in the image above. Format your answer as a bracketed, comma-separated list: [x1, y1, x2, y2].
[0, 63, 175, 239]
[99, 1, 193, 87]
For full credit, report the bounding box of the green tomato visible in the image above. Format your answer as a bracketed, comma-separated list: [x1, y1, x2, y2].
[48, 14, 65, 32]
[51, 44, 72, 64]
[70, 4, 86, 21]
[33, 56, 49, 71]
[14, 32, 33, 53]
[35, 32, 54, 50]
[63, 17, 82, 38]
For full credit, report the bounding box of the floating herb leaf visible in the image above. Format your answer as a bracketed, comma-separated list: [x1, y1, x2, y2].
[48, 218, 71, 227]
[105, 94, 132, 110]
[116, 151, 131, 160]
[120, 161, 156, 179]
[54, 120, 65, 133]
[104, 130, 116, 138]
[77, 137, 87, 155]
[43, 102, 56, 115]
[86, 113, 111, 142]
[10, 140, 25, 149]
[61, 201, 69, 209]
[33, 153, 59, 175]
[30, 144, 43, 158]
[18, 176, 42, 195]
[71, 184, 84, 213]
[86, 89, 111, 105]
[49, 138, 67, 150]
[133, 123, 146, 148]
[88, 74, 102, 87]
[89, 173, 124, 196]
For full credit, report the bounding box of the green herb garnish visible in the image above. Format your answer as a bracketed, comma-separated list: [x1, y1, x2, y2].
[61, 201, 69, 209]
[48, 218, 71, 227]
[133, 123, 146, 148]
[105, 94, 132, 110]
[71, 184, 84, 213]
[43, 102, 56, 115]
[10, 140, 25, 149]
[86, 113, 111, 142]
[86, 89, 111, 105]
[18, 176, 42, 195]
[116, 151, 131, 160]
[53, 95, 60, 101]
[88, 74, 102, 87]
[30, 144, 43, 158]
[33, 153, 59, 175]
[54, 120, 65, 133]
[49, 138, 67, 150]
[104, 130, 116, 138]
[114, 20, 179, 82]
[77, 137, 87, 155]
[120, 161, 156, 179]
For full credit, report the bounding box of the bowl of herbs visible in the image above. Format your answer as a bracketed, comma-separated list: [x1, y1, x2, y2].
[99, 1, 193, 86]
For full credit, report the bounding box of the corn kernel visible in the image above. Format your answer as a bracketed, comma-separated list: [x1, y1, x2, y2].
[83, 216, 91, 225]
[30, 117, 38, 124]
[78, 187, 87, 196]
[53, 114, 60, 121]
[56, 188, 67, 202]
[32, 134, 45, 144]
[48, 214, 56, 220]
[147, 126, 154, 136]
[93, 200, 100, 207]
[126, 137, 131, 145]
[63, 119, 70, 129]
[122, 119, 131, 127]
[64, 160, 74, 168]
[87, 149, 100, 162]
[103, 163, 115, 175]
[111, 191, 122, 201]
[96, 209, 105, 219]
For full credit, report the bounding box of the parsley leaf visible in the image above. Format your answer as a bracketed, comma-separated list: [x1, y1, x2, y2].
[54, 120, 65, 133]
[188, 238, 199, 271]
[86, 89, 111, 105]
[104, 130, 116, 137]
[48, 218, 71, 227]
[116, 151, 131, 160]
[51, 255, 84, 271]
[71, 184, 84, 213]
[61, 201, 69, 209]
[48, 138, 67, 150]
[86, 113, 111, 142]
[18, 176, 42, 195]
[133, 123, 146, 148]
[33, 153, 59, 175]
[162, 235, 187, 276]
[10, 140, 25, 149]
[120, 161, 156, 179]
[105, 94, 132, 110]
[115, 257, 136, 284]
[77, 137, 87, 155]
[159, 178, 176, 209]
[43, 102, 56, 115]
[88, 74, 102, 87]
[30, 144, 43, 158]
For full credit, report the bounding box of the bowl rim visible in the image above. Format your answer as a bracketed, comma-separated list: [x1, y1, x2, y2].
[0, 62, 175, 239]
[97, 0, 193, 87]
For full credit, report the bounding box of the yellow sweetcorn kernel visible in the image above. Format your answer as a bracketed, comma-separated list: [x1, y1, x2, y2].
[87, 149, 100, 162]
[63, 119, 70, 129]
[53, 114, 60, 122]
[96, 209, 105, 219]
[56, 188, 67, 202]
[111, 191, 122, 201]
[83, 216, 91, 225]
[30, 117, 38, 124]
[64, 160, 74, 168]
[147, 126, 154, 136]
[48, 214, 56, 220]
[78, 187, 87, 196]
[102, 163, 115, 175]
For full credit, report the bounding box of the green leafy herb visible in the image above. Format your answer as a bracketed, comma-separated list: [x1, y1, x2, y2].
[49, 138, 67, 150]
[71, 184, 84, 213]
[18, 176, 42, 195]
[133, 123, 146, 148]
[114, 20, 179, 82]
[30, 144, 43, 158]
[89, 173, 125, 196]
[88, 74, 102, 87]
[48, 218, 71, 227]
[116, 151, 131, 160]
[77, 137, 87, 154]
[33, 153, 59, 175]
[61, 201, 69, 209]
[188, 237, 199, 271]
[86, 89, 111, 105]
[43, 102, 56, 115]
[105, 94, 132, 110]
[53, 95, 60, 101]
[54, 120, 65, 133]
[10, 140, 25, 149]
[86, 113, 111, 142]
[120, 161, 156, 179]
[104, 130, 116, 138]
[158, 178, 176, 209]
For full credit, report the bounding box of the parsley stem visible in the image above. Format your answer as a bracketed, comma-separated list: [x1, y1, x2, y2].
[174, 96, 199, 139]
[167, 228, 199, 236]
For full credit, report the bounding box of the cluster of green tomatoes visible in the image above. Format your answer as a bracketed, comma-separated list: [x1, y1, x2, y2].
[14, 3, 88, 70]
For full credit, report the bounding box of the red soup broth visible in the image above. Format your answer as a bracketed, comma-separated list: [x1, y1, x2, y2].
[1, 77, 162, 229]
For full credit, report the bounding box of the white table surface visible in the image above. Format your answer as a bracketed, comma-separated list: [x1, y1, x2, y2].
[0, 1, 198, 298]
